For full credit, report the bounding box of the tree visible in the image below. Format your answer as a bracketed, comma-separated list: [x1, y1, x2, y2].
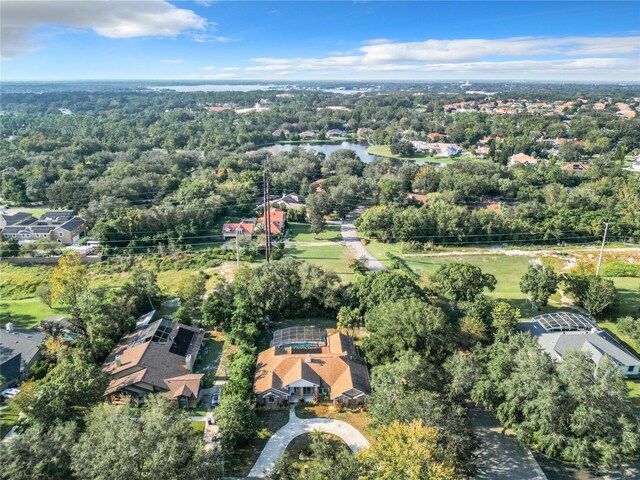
[201, 281, 235, 330]
[49, 252, 88, 312]
[358, 420, 456, 480]
[491, 301, 520, 339]
[363, 299, 454, 365]
[562, 274, 618, 316]
[14, 354, 107, 425]
[0, 421, 78, 480]
[519, 265, 559, 308]
[430, 263, 496, 302]
[174, 272, 207, 325]
[616, 316, 640, 346]
[351, 270, 425, 311]
[214, 395, 258, 450]
[71, 395, 220, 480]
[121, 268, 163, 316]
[390, 141, 416, 157]
[0, 238, 20, 258]
[337, 306, 363, 336]
[36, 282, 53, 308]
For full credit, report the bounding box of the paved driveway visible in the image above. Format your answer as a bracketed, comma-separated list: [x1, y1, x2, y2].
[247, 407, 369, 478]
[470, 404, 547, 480]
[341, 206, 386, 271]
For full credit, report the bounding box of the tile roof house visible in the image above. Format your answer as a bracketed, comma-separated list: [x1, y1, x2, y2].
[0, 323, 46, 388]
[222, 218, 257, 240]
[254, 327, 371, 408]
[406, 193, 429, 205]
[258, 208, 286, 236]
[520, 313, 640, 376]
[102, 319, 205, 407]
[561, 162, 590, 173]
[508, 153, 539, 167]
[257, 193, 306, 212]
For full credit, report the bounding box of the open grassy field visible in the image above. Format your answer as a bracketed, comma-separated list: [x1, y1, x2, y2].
[224, 408, 290, 477]
[367, 145, 487, 165]
[284, 243, 354, 280]
[609, 276, 640, 317]
[0, 298, 69, 328]
[287, 222, 342, 242]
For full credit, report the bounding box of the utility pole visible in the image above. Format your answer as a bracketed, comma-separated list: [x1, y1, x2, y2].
[263, 156, 272, 262]
[596, 222, 609, 276]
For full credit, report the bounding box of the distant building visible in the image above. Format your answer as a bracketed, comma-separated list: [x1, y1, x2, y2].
[258, 193, 306, 212]
[300, 131, 318, 140]
[222, 218, 257, 241]
[561, 162, 590, 173]
[520, 313, 640, 376]
[254, 326, 371, 408]
[508, 153, 539, 167]
[272, 129, 289, 138]
[0, 323, 45, 388]
[406, 193, 429, 205]
[102, 319, 205, 407]
[1, 210, 87, 244]
[326, 129, 344, 138]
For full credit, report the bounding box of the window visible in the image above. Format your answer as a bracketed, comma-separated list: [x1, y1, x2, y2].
[267, 396, 275, 403]
[629, 366, 635, 373]
[320, 388, 329, 395]
[59, 232, 64, 237]
[289, 387, 295, 395]
[303, 387, 313, 395]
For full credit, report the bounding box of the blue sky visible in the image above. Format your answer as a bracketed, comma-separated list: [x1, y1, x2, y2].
[2, 1, 639, 81]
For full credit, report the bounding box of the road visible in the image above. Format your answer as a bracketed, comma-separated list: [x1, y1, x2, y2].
[341, 206, 386, 271]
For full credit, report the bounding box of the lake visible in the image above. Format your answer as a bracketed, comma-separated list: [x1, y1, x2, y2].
[258, 142, 380, 163]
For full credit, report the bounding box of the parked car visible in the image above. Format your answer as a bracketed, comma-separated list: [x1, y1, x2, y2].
[1, 388, 20, 399]
[211, 390, 219, 407]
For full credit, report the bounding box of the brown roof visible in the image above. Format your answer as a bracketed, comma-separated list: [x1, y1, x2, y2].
[165, 373, 204, 399]
[562, 162, 590, 172]
[102, 320, 204, 397]
[254, 332, 370, 400]
[509, 153, 538, 165]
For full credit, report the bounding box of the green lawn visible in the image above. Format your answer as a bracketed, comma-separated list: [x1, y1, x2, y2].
[284, 243, 354, 280]
[0, 298, 69, 328]
[367, 145, 488, 165]
[0, 401, 21, 439]
[287, 222, 342, 242]
[627, 380, 640, 410]
[224, 408, 290, 477]
[0, 264, 52, 299]
[190, 421, 205, 434]
[194, 337, 224, 388]
[608, 276, 640, 317]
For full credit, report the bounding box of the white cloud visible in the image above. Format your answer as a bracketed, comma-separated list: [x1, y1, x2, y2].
[201, 66, 216, 70]
[1, 0, 207, 60]
[222, 67, 241, 71]
[194, 0, 216, 6]
[362, 38, 395, 46]
[189, 33, 238, 43]
[244, 35, 640, 81]
[161, 59, 184, 64]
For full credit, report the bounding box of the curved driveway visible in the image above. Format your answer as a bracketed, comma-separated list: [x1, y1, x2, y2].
[341, 206, 386, 271]
[247, 407, 369, 478]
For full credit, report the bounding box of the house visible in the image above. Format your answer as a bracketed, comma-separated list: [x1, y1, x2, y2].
[357, 127, 373, 138]
[0, 323, 46, 389]
[102, 319, 205, 407]
[520, 312, 640, 376]
[309, 179, 325, 193]
[0, 210, 87, 244]
[0, 212, 36, 230]
[562, 162, 590, 173]
[258, 193, 306, 212]
[272, 129, 289, 138]
[508, 153, 539, 167]
[427, 132, 446, 141]
[300, 131, 317, 140]
[254, 326, 371, 408]
[427, 142, 464, 157]
[326, 129, 344, 138]
[258, 208, 286, 236]
[222, 218, 257, 241]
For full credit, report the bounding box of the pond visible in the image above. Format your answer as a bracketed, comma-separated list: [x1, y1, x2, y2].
[258, 142, 380, 163]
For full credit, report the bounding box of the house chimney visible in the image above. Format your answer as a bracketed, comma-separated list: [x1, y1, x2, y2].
[305, 354, 312, 364]
[5, 322, 14, 333]
[185, 354, 193, 371]
[115, 355, 121, 367]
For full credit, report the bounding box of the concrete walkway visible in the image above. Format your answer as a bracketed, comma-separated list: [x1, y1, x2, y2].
[470, 404, 547, 480]
[341, 206, 386, 271]
[247, 407, 369, 478]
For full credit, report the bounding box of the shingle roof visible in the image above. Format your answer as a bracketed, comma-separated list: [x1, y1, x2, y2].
[39, 211, 75, 223]
[102, 320, 204, 396]
[58, 216, 85, 232]
[0, 326, 46, 382]
[1, 212, 37, 227]
[520, 318, 640, 368]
